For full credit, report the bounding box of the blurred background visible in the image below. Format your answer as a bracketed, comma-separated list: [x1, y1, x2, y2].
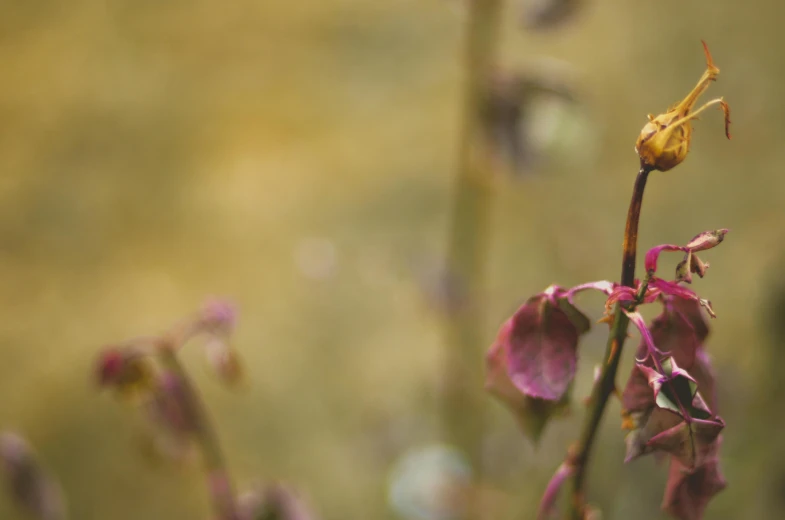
[0, 1, 782, 519]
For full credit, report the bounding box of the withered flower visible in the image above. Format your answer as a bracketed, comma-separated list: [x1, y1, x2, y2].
[636, 41, 731, 172]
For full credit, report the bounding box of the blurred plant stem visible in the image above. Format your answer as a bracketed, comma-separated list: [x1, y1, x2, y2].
[157, 342, 240, 520]
[566, 164, 652, 518]
[441, 0, 503, 516]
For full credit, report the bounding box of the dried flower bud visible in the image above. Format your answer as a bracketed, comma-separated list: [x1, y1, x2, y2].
[205, 338, 244, 386]
[685, 229, 729, 252]
[636, 41, 731, 172]
[675, 253, 693, 284]
[690, 253, 710, 278]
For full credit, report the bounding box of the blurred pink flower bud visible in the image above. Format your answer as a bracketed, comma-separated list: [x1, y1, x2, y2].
[0, 432, 66, 520]
[95, 347, 155, 398]
[200, 299, 237, 336]
[237, 483, 319, 520]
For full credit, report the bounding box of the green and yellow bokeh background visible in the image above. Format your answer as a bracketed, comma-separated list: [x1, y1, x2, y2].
[0, 1, 783, 519]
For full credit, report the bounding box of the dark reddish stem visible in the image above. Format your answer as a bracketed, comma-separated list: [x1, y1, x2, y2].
[566, 163, 652, 518]
[621, 165, 651, 286]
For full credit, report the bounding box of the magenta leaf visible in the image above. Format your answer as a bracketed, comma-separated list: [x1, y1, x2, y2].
[690, 349, 718, 413]
[495, 286, 590, 401]
[649, 279, 716, 318]
[565, 280, 615, 302]
[622, 355, 719, 464]
[662, 439, 726, 520]
[622, 363, 658, 413]
[635, 297, 718, 412]
[645, 229, 728, 277]
[625, 310, 665, 361]
[638, 299, 704, 370]
[647, 417, 724, 470]
[485, 339, 570, 443]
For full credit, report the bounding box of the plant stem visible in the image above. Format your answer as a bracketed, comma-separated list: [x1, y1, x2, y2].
[157, 344, 239, 520]
[566, 163, 652, 518]
[441, 0, 502, 514]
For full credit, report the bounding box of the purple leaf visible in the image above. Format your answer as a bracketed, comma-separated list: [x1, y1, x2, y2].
[485, 340, 570, 443]
[639, 300, 703, 369]
[625, 407, 683, 462]
[647, 417, 724, 470]
[662, 438, 726, 520]
[495, 286, 589, 401]
[690, 349, 718, 413]
[621, 363, 659, 413]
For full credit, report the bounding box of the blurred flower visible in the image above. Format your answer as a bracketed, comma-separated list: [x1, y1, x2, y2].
[388, 445, 472, 520]
[636, 42, 731, 172]
[520, 0, 583, 30]
[236, 482, 319, 520]
[95, 346, 155, 398]
[479, 69, 577, 176]
[0, 432, 66, 520]
[205, 338, 244, 386]
[200, 298, 237, 336]
[196, 299, 244, 386]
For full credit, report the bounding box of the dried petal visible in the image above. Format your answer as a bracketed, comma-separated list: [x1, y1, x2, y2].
[645, 244, 686, 274]
[676, 253, 693, 284]
[685, 229, 729, 253]
[689, 253, 710, 278]
[648, 279, 716, 318]
[637, 301, 705, 372]
[625, 310, 665, 361]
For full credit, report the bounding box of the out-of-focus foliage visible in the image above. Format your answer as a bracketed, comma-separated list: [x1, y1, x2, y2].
[0, 1, 782, 519]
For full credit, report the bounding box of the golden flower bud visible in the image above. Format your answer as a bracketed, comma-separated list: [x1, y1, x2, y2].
[636, 41, 731, 172]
